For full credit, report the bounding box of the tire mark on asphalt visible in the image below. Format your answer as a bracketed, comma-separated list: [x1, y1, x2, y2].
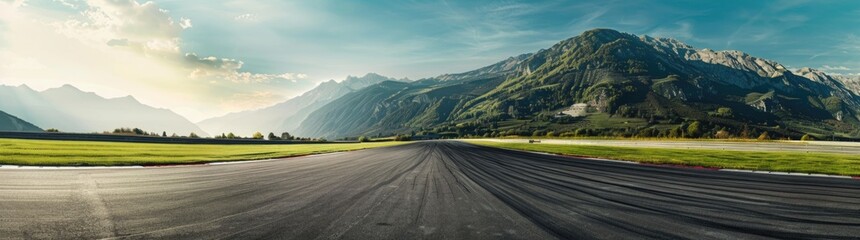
[447, 141, 860, 239]
[76, 174, 116, 239]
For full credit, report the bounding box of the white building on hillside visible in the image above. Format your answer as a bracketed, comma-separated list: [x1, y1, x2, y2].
[561, 103, 589, 117]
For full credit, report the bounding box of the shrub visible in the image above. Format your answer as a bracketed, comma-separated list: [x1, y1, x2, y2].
[394, 135, 411, 141]
[714, 107, 733, 117]
[714, 130, 731, 139]
[801, 134, 813, 141]
[757, 131, 769, 141]
[686, 121, 702, 138]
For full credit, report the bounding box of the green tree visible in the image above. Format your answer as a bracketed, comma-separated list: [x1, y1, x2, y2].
[668, 126, 681, 138]
[281, 132, 292, 140]
[267, 132, 279, 140]
[358, 136, 369, 142]
[739, 125, 750, 139]
[189, 132, 200, 138]
[801, 134, 813, 141]
[686, 121, 702, 138]
[715, 107, 733, 117]
[252, 132, 264, 139]
[45, 128, 60, 133]
[227, 132, 236, 139]
[574, 128, 585, 137]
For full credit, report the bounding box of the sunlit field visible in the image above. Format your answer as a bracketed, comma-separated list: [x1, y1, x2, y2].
[0, 138, 406, 166]
[467, 140, 860, 176]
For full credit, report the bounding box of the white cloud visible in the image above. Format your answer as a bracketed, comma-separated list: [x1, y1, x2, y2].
[50, 0, 185, 57]
[179, 17, 192, 29]
[822, 65, 851, 71]
[0, 0, 309, 121]
[53, 0, 76, 8]
[649, 21, 694, 40]
[184, 53, 306, 83]
[55, 1, 305, 85]
[51, 0, 305, 84]
[234, 13, 258, 22]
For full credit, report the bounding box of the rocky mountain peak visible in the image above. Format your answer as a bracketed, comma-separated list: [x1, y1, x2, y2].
[833, 74, 860, 95]
[435, 53, 533, 81]
[641, 36, 787, 78]
[690, 49, 787, 78]
[793, 67, 830, 82]
[342, 73, 398, 90]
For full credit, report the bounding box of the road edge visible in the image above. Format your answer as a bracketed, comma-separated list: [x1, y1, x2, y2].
[460, 140, 858, 180]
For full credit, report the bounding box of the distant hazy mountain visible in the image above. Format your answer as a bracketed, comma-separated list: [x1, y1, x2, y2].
[197, 73, 404, 136]
[295, 57, 529, 138]
[0, 84, 207, 136]
[298, 28, 860, 139]
[0, 110, 41, 132]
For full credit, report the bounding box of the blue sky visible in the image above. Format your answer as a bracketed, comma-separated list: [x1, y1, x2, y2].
[1, 0, 858, 120]
[160, 0, 860, 78]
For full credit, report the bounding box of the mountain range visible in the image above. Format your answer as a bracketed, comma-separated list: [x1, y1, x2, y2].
[197, 73, 406, 136]
[0, 110, 41, 132]
[4, 29, 860, 140]
[0, 84, 207, 136]
[295, 29, 860, 139]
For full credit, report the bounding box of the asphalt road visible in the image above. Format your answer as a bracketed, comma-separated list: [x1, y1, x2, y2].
[1, 141, 858, 239]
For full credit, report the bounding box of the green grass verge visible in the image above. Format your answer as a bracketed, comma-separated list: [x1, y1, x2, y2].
[465, 140, 860, 176]
[0, 138, 407, 166]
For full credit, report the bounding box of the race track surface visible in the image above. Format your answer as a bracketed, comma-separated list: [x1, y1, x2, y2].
[1, 141, 858, 239]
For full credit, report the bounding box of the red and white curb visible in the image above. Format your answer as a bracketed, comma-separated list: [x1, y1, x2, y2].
[514, 149, 858, 180]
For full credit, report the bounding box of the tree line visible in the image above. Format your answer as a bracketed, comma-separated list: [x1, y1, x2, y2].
[42, 128, 327, 141]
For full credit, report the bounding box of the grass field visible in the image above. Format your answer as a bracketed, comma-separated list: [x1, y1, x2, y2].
[465, 140, 860, 176]
[0, 138, 407, 166]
